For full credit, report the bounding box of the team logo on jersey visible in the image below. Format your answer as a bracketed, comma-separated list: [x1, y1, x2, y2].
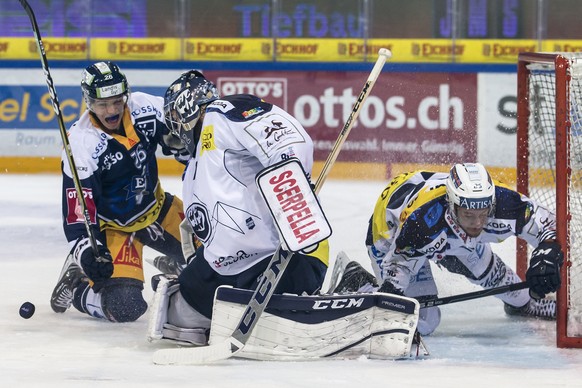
[135, 118, 156, 138]
[186, 203, 211, 242]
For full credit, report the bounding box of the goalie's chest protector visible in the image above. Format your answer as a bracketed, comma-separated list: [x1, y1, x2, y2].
[181, 101, 287, 276]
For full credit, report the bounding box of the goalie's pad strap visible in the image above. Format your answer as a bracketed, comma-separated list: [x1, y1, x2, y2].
[161, 324, 208, 346]
[209, 286, 419, 360]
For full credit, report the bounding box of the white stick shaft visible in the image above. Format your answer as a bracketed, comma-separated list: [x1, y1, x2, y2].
[315, 48, 392, 192]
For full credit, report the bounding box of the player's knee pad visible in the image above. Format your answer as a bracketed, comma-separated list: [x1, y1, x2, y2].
[406, 260, 438, 297]
[101, 278, 147, 322]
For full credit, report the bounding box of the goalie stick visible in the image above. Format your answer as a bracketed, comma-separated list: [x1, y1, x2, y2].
[152, 48, 393, 365]
[19, 0, 99, 257]
[329, 255, 530, 308]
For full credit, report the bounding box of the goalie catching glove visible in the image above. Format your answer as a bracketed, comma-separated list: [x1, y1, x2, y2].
[73, 237, 114, 292]
[378, 279, 405, 296]
[526, 241, 563, 299]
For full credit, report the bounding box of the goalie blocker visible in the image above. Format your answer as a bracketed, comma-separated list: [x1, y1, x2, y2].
[152, 285, 419, 364]
[256, 157, 332, 252]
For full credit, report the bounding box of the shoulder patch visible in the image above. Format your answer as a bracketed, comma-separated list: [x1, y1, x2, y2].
[206, 94, 272, 122]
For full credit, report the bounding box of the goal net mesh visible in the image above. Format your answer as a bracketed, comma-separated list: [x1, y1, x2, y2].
[519, 53, 582, 345]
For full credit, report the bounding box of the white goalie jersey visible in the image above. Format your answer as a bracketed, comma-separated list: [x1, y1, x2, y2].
[182, 94, 315, 276]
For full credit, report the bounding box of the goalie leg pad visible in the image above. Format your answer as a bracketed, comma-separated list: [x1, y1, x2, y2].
[209, 286, 419, 361]
[147, 275, 210, 345]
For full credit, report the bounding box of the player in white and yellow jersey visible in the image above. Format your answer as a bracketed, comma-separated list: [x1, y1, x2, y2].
[335, 163, 563, 335]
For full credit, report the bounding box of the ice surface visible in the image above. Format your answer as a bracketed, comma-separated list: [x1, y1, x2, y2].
[1, 174, 582, 387]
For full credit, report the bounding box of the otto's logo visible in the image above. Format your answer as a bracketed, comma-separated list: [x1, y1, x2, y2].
[217, 77, 287, 109]
[65, 188, 96, 225]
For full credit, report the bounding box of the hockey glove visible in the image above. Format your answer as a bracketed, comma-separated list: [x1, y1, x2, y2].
[161, 132, 189, 165]
[74, 238, 114, 292]
[526, 241, 564, 299]
[378, 280, 405, 296]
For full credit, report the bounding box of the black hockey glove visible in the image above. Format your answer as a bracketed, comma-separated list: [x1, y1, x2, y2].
[526, 241, 564, 299]
[161, 132, 189, 165]
[74, 238, 114, 292]
[378, 280, 405, 296]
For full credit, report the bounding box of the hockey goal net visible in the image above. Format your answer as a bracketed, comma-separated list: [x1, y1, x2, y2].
[517, 52, 582, 348]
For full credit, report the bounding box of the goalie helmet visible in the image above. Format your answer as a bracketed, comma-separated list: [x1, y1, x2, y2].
[163, 70, 220, 157]
[81, 61, 129, 112]
[445, 163, 495, 212]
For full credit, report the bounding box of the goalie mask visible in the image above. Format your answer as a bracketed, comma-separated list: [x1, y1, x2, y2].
[81, 61, 129, 114]
[446, 163, 495, 237]
[164, 70, 220, 157]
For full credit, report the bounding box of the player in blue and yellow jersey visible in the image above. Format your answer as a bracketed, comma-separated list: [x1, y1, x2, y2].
[50, 61, 189, 322]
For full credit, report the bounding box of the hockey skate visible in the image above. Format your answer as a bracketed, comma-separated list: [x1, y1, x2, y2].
[333, 260, 378, 294]
[50, 253, 87, 313]
[504, 298, 556, 320]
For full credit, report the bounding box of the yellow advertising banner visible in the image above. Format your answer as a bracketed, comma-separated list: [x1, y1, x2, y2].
[274, 39, 395, 62]
[367, 39, 540, 63]
[2, 36, 580, 63]
[90, 38, 181, 60]
[0, 37, 88, 60]
[183, 38, 272, 61]
[543, 40, 582, 52]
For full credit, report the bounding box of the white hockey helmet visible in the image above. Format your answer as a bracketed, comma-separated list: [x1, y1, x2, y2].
[446, 163, 495, 212]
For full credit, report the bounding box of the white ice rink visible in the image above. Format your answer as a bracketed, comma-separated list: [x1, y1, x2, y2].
[2, 174, 582, 387]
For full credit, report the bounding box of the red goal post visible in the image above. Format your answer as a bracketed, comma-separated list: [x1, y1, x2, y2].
[517, 52, 582, 348]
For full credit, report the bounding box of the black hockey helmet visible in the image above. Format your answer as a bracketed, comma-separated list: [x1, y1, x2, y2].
[81, 61, 129, 111]
[163, 70, 220, 156]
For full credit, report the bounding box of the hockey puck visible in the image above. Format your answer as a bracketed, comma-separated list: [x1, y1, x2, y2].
[19, 302, 35, 319]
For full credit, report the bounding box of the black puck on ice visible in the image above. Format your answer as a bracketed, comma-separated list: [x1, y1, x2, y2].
[19, 302, 35, 319]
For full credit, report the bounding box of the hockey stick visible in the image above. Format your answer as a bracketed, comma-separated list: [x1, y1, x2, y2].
[152, 48, 393, 365]
[325, 252, 530, 308]
[19, 0, 98, 256]
[418, 281, 529, 308]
